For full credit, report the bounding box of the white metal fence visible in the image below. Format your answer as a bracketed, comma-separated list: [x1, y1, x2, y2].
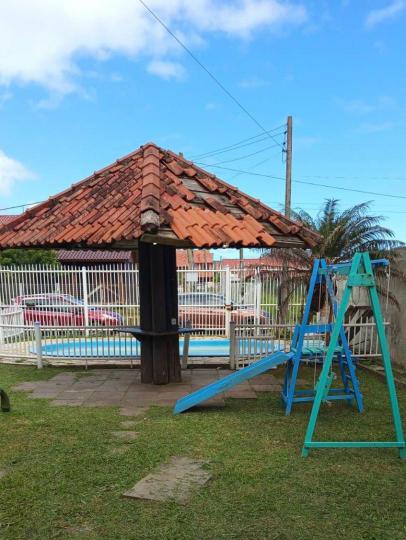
[231, 319, 390, 369]
[0, 264, 306, 336]
[0, 307, 24, 342]
[0, 263, 389, 365]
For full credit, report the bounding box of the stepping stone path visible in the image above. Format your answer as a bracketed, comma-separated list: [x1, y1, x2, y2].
[120, 420, 137, 429]
[123, 456, 211, 504]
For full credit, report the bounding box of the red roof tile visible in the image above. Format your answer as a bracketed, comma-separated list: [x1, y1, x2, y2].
[0, 143, 320, 250]
[176, 249, 213, 267]
[0, 215, 17, 226]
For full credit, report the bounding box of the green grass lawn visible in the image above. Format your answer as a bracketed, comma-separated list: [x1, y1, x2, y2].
[0, 364, 405, 540]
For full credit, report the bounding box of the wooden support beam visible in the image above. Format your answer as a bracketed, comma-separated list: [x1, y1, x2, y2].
[138, 241, 181, 384]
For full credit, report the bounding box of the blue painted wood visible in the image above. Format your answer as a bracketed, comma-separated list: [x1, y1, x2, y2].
[282, 258, 364, 414]
[284, 260, 321, 414]
[173, 350, 293, 414]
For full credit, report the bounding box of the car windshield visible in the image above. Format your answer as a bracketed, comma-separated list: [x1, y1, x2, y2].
[61, 295, 84, 306]
[179, 294, 224, 306]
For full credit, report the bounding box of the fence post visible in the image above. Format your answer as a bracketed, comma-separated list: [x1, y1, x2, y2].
[255, 270, 262, 325]
[0, 324, 4, 345]
[34, 322, 43, 369]
[229, 320, 237, 370]
[225, 266, 231, 337]
[181, 319, 192, 369]
[81, 266, 90, 334]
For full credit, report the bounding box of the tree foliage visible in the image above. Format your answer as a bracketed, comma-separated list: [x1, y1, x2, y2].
[264, 199, 405, 314]
[0, 249, 59, 266]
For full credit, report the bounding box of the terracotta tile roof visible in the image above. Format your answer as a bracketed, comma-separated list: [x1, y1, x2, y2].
[217, 256, 284, 269]
[0, 215, 17, 226]
[57, 249, 212, 267]
[176, 249, 213, 267]
[57, 249, 133, 264]
[0, 143, 320, 250]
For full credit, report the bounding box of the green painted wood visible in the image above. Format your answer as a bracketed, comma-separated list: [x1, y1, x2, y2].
[302, 254, 359, 455]
[321, 372, 336, 401]
[306, 441, 405, 448]
[302, 252, 406, 459]
[347, 274, 375, 287]
[363, 253, 406, 459]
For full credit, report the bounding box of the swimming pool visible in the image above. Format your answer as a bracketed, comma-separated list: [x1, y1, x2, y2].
[39, 338, 276, 358]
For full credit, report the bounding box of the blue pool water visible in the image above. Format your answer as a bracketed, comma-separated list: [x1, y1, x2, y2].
[40, 338, 276, 358]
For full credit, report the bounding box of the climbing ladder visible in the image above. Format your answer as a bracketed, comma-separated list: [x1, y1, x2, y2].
[282, 258, 363, 415]
[302, 252, 406, 459]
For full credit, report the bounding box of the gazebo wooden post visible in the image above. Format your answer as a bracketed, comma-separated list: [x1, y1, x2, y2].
[138, 241, 181, 384]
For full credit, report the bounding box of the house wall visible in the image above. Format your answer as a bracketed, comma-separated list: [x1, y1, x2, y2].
[388, 249, 406, 368]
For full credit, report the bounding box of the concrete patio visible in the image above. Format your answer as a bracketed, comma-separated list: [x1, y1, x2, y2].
[12, 368, 285, 416]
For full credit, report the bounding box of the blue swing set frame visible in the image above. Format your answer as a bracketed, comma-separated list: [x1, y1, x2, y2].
[281, 258, 364, 415]
[175, 257, 388, 417]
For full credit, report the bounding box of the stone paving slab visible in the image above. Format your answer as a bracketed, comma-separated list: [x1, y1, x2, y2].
[120, 420, 137, 429]
[119, 406, 149, 417]
[10, 368, 290, 415]
[123, 456, 211, 504]
[250, 384, 282, 392]
[224, 388, 257, 399]
[250, 373, 281, 385]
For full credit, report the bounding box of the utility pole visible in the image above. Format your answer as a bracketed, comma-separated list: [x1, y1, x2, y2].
[284, 115, 292, 218]
[280, 115, 292, 325]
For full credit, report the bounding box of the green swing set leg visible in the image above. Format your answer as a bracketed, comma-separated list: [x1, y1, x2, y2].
[302, 252, 406, 459]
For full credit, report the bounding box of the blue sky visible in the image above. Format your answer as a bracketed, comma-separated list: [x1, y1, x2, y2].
[0, 1, 405, 259]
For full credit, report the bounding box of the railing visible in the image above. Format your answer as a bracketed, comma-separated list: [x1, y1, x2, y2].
[0, 263, 392, 367]
[0, 307, 24, 343]
[0, 263, 307, 337]
[231, 320, 390, 369]
[0, 323, 200, 369]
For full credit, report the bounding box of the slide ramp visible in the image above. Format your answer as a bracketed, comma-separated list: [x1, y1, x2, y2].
[173, 350, 293, 414]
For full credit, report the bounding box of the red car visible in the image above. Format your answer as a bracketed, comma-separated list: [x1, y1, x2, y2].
[13, 294, 123, 326]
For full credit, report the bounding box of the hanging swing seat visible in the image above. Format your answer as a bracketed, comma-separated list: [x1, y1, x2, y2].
[290, 323, 343, 358]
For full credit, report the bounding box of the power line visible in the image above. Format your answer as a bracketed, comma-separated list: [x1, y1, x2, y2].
[229, 154, 282, 181]
[263, 201, 406, 214]
[0, 201, 43, 212]
[197, 163, 406, 200]
[191, 125, 285, 159]
[297, 174, 406, 181]
[204, 142, 282, 166]
[137, 0, 284, 149]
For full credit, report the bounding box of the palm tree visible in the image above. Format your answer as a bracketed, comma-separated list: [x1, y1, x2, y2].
[264, 199, 405, 320]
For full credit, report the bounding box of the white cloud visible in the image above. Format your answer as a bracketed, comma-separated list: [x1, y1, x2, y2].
[337, 96, 397, 115]
[147, 60, 185, 80]
[238, 77, 270, 89]
[365, 1, 405, 28]
[295, 135, 319, 147]
[0, 1, 307, 95]
[357, 121, 394, 134]
[0, 150, 35, 196]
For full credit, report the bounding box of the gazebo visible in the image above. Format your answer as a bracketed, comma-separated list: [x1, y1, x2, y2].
[0, 143, 319, 384]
